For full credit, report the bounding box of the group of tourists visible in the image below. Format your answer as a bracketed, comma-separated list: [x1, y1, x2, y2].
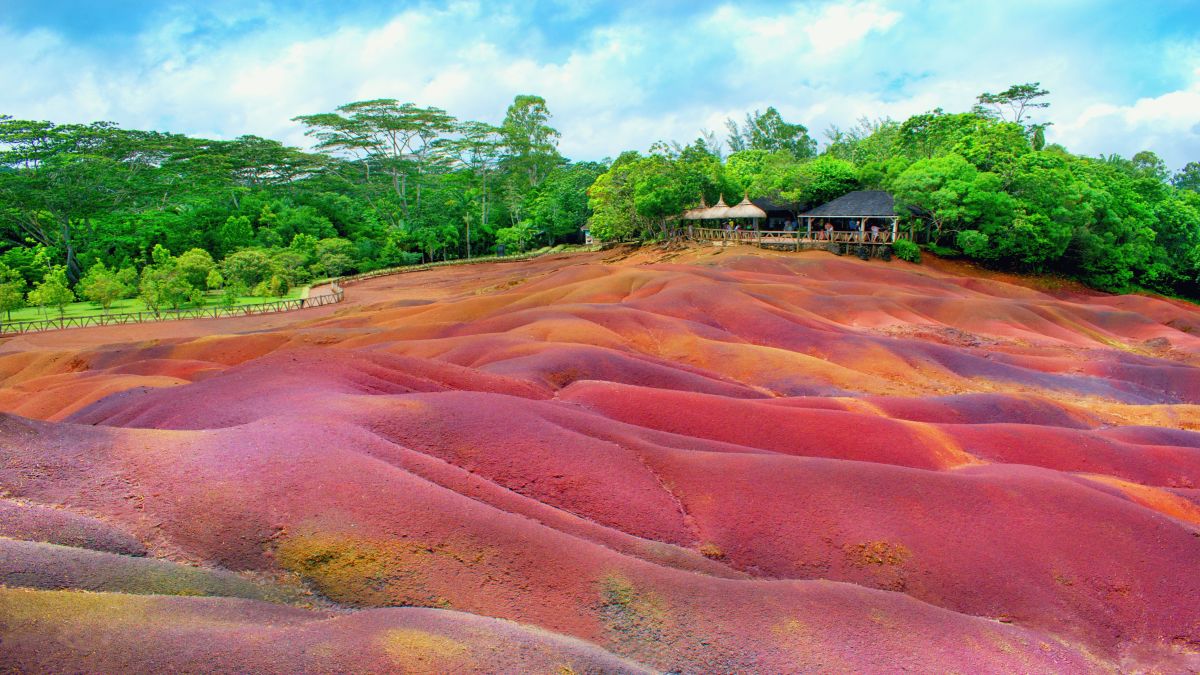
[812, 219, 885, 242]
[717, 218, 887, 242]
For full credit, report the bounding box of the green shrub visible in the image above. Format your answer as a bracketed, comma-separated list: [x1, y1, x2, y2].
[925, 242, 960, 258]
[893, 239, 921, 263]
[955, 229, 990, 258]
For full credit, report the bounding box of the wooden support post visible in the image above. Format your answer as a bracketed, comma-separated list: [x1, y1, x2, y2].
[892, 217, 898, 243]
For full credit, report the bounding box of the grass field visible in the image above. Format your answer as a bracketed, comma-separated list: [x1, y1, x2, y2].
[3, 287, 307, 323]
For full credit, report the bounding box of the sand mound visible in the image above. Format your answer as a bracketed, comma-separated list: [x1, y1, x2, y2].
[1, 246, 1198, 672]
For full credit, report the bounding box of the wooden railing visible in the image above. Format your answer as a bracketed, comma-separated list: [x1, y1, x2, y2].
[688, 227, 907, 245]
[0, 288, 344, 336]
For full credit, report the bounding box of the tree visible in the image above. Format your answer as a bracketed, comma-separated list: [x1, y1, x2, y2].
[824, 117, 900, 166]
[314, 237, 355, 277]
[587, 152, 645, 242]
[0, 263, 27, 320]
[495, 221, 538, 253]
[206, 269, 224, 291]
[221, 248, 277, 290]
[897, 110, 983, 160]
[217, 215, 255, 254]
[27, 266, 75, 319]
[726, 107, 816, 159]
[1173, 161, 1200, 192]
[78, 262, 128, 312]
[499, 95, 563, 228]
[137, 245, 196, 312]
[974, 82, 1050, 126]
[175, 248, 216, 289]
[527, 162, 605, 245]
[891, 154, 983, 244]
[500, 95, 561, 189]
[1131, 151, 1169, 182]
[293, 99, 456, 223]
[439, 121, 504, 257]
[788, 156, 860, 205]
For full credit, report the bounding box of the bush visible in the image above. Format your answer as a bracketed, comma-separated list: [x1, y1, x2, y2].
[925, 243, 960, 258]
[955, 229, 990, 258]
[893, 238, 921, 263]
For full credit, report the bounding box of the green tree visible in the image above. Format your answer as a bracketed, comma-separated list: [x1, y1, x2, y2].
[78, 262, 128, 312]
[139, 264, 194, 313]
[138, 245, 196, 312]
[440, 121, 504, 257]
[27, 266, 75, 319]
[495, 221, 538, 253]
[221, 248, 277, 290]
[293, 99, 457, 223]
[501, 95, 562, 189]
[314, 237, 355, 277]
[1173, 161, 1200, 192]
[527, 162, 605, 245]
[725, 107, 817, 159]
[788, 156, 860, 205]
[0, 263, 27, 320]
[974, 82, 1050, 126]
[891, 154, 984, 244]
[175, 248, 216, 289]
[587, 152, 644, 241]
[206, 268, 224, 291]
[217, 215, 255, 254]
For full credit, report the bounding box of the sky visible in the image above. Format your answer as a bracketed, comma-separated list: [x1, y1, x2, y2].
[2, 0, 1199, 169]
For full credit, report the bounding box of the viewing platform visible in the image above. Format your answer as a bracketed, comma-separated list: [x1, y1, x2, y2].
[686, 225, 908, 258]
[682, 190, 909, 259]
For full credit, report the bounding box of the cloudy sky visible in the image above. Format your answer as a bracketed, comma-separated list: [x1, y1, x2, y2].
[2, 0, 1198, 169]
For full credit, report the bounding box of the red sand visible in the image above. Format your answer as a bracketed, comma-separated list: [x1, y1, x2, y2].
[1, 245, 1199, 673]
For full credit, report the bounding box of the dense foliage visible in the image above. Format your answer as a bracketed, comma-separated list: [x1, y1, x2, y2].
[586, 86, 1200, 297]
[0, 95, 598, 316]
[2, 82, 1199, 309]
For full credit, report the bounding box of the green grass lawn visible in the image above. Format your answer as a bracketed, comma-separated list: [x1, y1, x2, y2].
[3, 287, 307, 323]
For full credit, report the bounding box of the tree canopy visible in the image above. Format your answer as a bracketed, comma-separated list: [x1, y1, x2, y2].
[2, 83, 1198, 305]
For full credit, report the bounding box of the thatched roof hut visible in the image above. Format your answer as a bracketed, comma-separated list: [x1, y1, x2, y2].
[724, 195, 768, 219]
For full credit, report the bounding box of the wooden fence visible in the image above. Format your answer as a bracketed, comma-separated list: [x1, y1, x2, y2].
[0, 288, 344, 337]
[687, 226, 908, 248]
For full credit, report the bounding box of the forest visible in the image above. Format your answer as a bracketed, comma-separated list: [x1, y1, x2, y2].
[2, 83, 1199, 320]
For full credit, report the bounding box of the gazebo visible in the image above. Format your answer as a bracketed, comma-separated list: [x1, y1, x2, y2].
[800, 190, 899, 242]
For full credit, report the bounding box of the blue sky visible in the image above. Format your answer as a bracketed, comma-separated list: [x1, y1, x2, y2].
[2, 0, 1199, 168]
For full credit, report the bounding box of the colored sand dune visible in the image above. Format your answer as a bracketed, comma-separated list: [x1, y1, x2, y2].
[1, 246, 1199, 673]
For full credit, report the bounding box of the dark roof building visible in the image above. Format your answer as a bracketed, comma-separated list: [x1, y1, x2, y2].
[800, 190, 895, 218]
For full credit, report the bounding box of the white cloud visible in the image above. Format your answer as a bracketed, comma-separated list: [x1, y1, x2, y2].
[1053, 68, 1200, 165]
[0, 1, 1197, 169]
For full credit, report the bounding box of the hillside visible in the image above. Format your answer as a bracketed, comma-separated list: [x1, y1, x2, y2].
[1, 245, 1199, 673]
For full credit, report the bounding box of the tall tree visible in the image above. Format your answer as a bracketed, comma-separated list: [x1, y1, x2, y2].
[500, 95, 562, 189]
[725, 107, 816, 159]
[974, 82, 1050, 126]
[293, 100, 457, 223]
[439, 121, 504, 257]
[498, 95, 562, 227]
